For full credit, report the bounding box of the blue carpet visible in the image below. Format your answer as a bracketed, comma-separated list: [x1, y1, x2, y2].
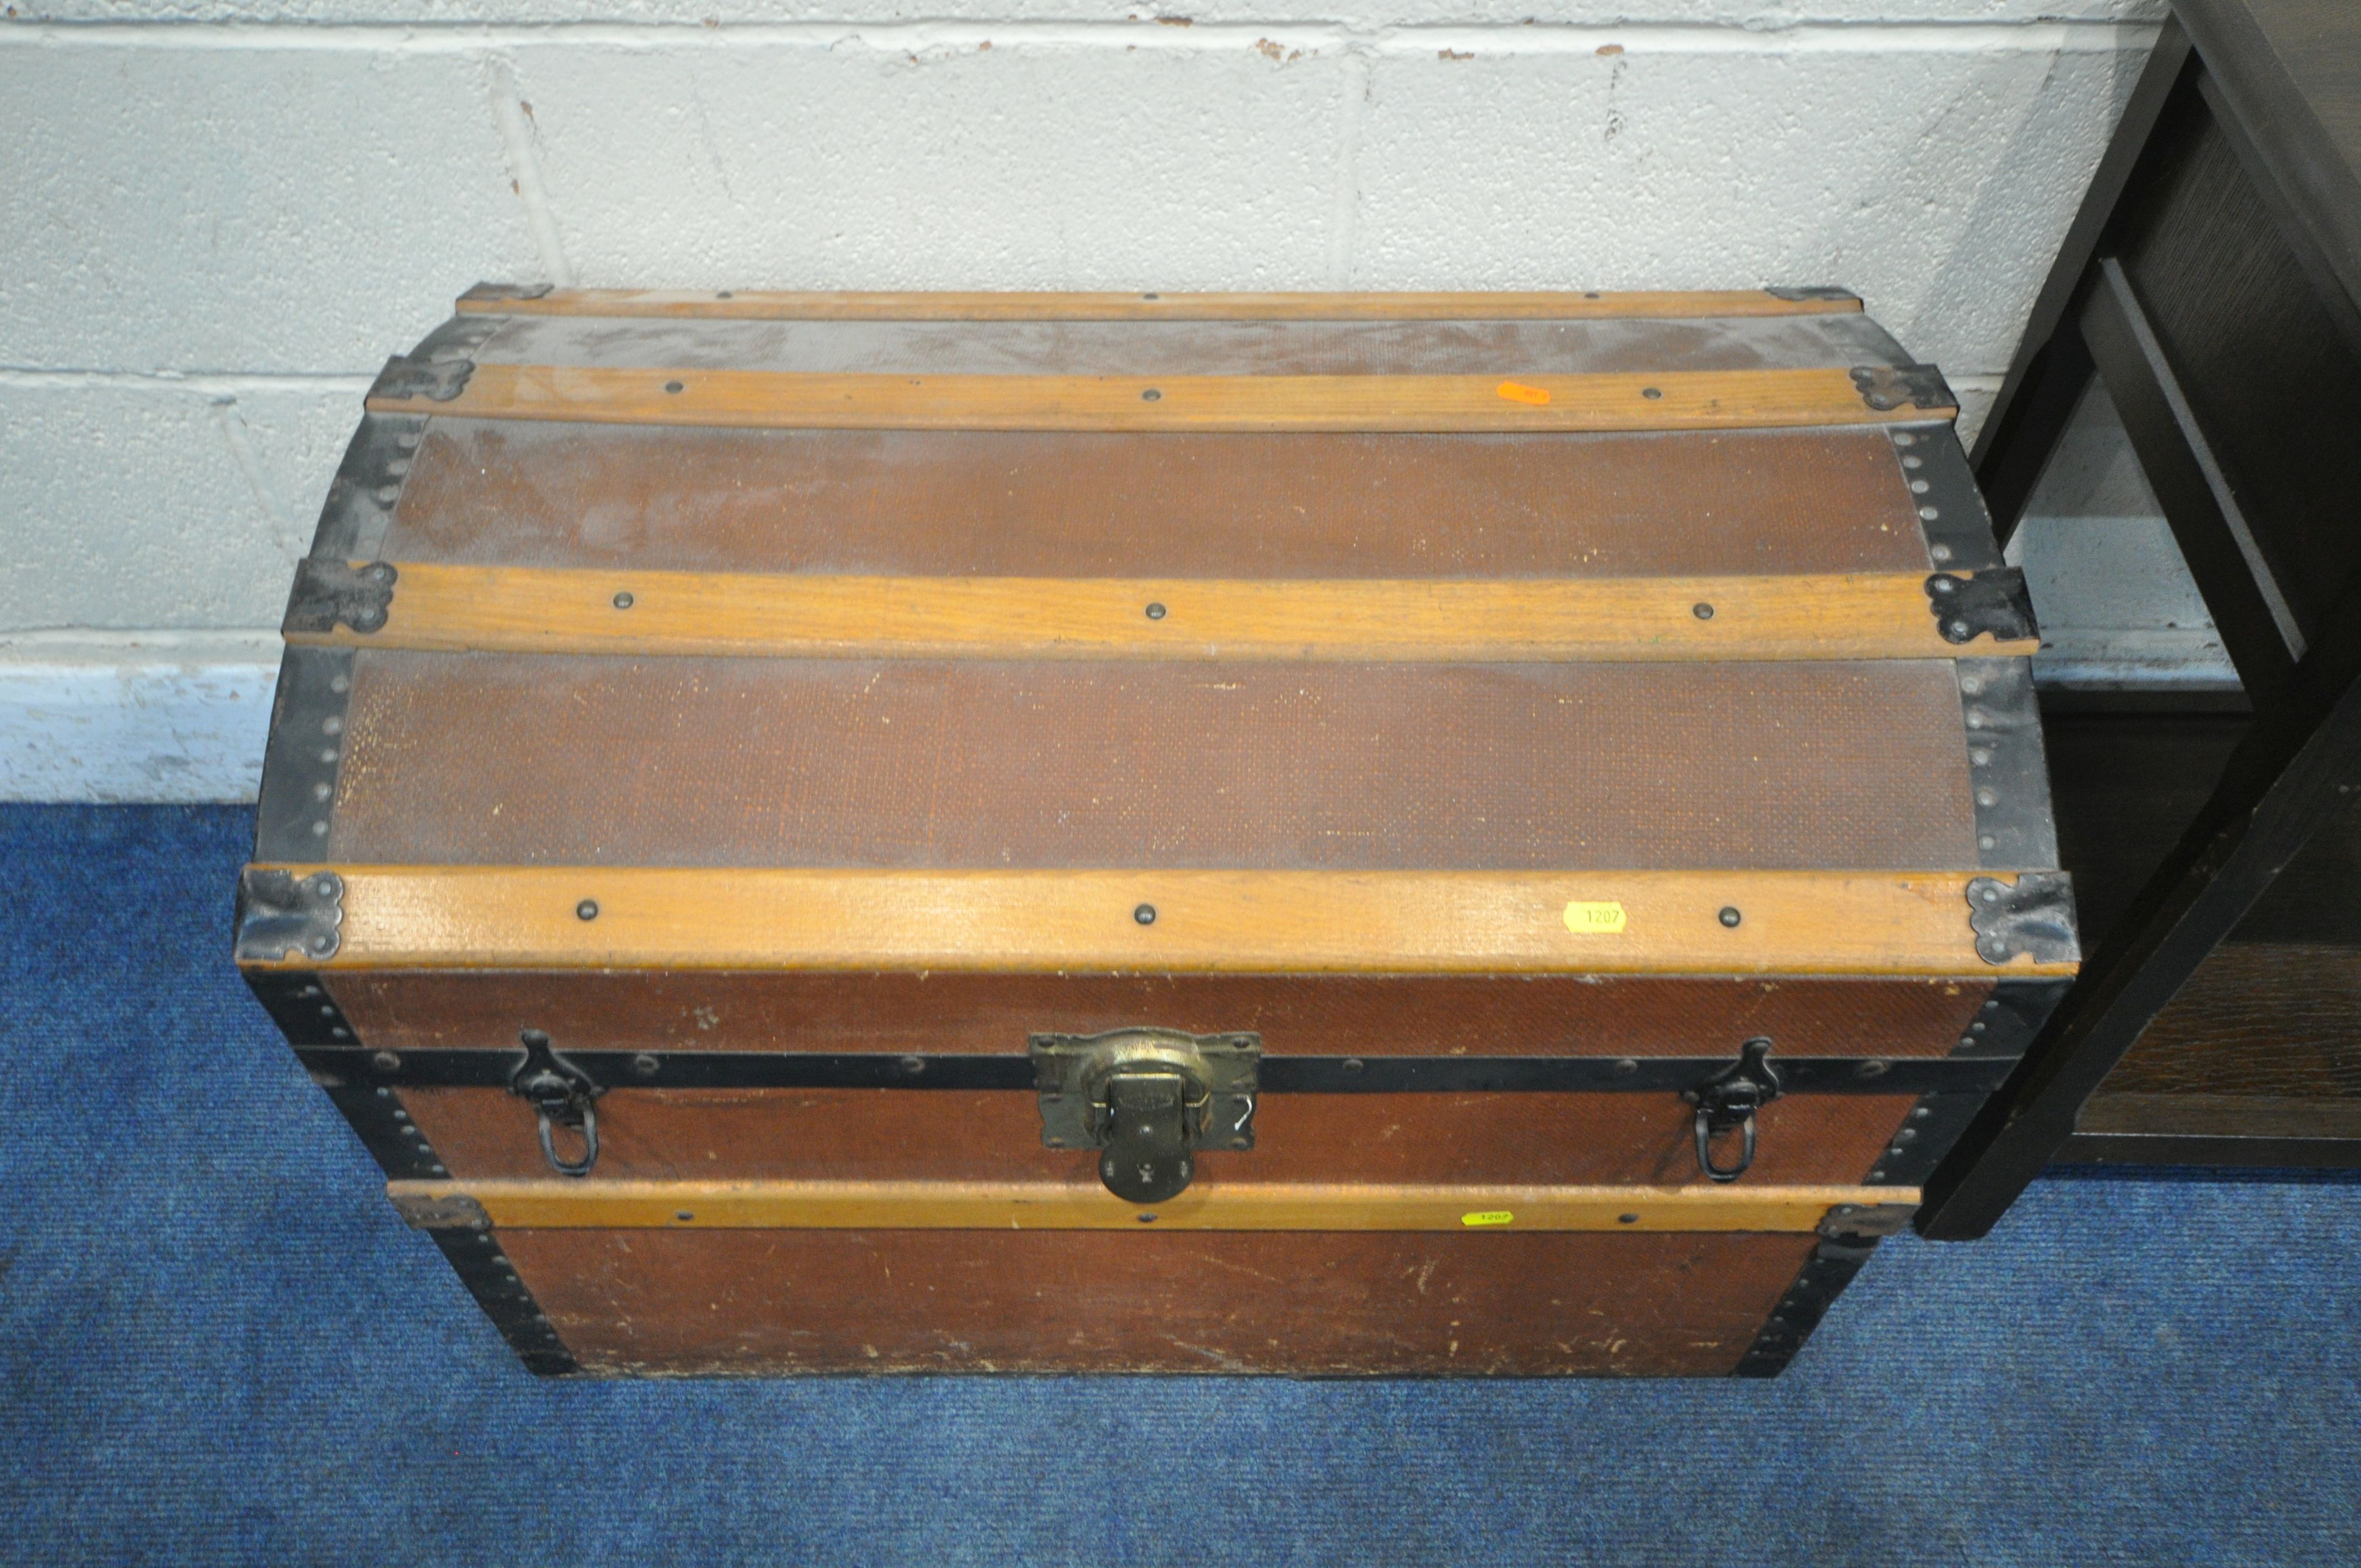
[2, 803, 2356, 1566]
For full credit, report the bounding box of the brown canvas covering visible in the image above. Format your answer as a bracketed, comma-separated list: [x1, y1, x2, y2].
[240, 287, 2071, 1380]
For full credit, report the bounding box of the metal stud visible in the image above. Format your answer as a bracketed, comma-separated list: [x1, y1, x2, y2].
[1134, 903, 1157, 925]
[576, 899, 600, 921]
[1693, 602, 1715, 620]
[1718, 906, 1742, 927]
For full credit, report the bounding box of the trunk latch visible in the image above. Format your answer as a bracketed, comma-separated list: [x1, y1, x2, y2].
[1030, 1028, 1260, 1204]
[509, 1029, 603, 1178]
[1684, 1037, 1782, 1183]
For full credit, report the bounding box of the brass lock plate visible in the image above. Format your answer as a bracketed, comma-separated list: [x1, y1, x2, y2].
[1029, 1028, 1261, 1158]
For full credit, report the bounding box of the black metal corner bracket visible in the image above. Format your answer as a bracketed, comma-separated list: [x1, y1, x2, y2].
[284, 558, 397, 635]
[234, 867, 344, 962]
[1852, 363, 1957, 412]
[1683, 1038, 1782, 1183]
[368, 353, 475, 402]
[508, 1031, 605, 1178]
[1967, 873, 2080, 966]
[1927, 568, 2039, 644]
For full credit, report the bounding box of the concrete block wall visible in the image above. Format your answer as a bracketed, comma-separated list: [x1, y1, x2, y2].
[2, 2, 2167, 798]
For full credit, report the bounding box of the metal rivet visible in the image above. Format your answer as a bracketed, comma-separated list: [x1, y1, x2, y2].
[1912, 1107, 1933, 1120]
[312, 874, 338, 896]
[1615, 1058, 1638, 1074]
[1892, 431, 1916, 447]
[319, 747, 339, 764]
[329, 674, 351, 694]
[1976, 787, 1999, 808]
[329, 1026, 349, 1039]
[1920, 506, 1940, 521]
[1046, 1136, 1065, 1148]
[1867, 1170, 1886, 1183]
[633, 1053, 659, 1077]
[1894, 1129, 1917, 1144]
[1718, 906, 1741, 928]
[1342, 1057, 1364, 1074]
[717, 290, 735, 299]
[322, 715, 344, 736]
[1141, 388, 1162, 401]
[1910, 479, 1931, 494]
[1584, 291, 1601, 300]
[1230, 1137, 1249, 1150]
[675, 1210, 694, 1222]
[612, 591, 634, 609]
[900, 1055, 926, 1075]
[372, 1050, 400, 1073]
[1855, 1058, 1890, 1079]
[1930, 543, 1953, 563]
[1693, 602, 1715, 620]
[312, 781, 332, 801]
[664, 380, 684, 394]
[1902, 454, 1923, 470]
[1979, 834, 1997, 851]
[311, 820, 329, 836]
[1142, 292, 1160, 301]
[396, 432, 421, 451]
[1144, 602, 1166, 620]
[1981, 887, 2001, 903]
[1950, 619, 1972, 638]
[1134, 903, 1156, 925]
[1136, 1212, 1157, 1223]
[1971, 1021, 1987, 1033]
[374, 485, 401, 505]
[1970, 747, 1991, 766]
[576, 899, 600, 921]
[1618, 1212, 1640, 1224]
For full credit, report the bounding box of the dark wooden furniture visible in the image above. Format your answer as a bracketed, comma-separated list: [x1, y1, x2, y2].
[1922, 0, 2361, 1235]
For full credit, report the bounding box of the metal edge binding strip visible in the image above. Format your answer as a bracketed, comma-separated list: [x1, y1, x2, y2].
[317, 1084, 575, 1375]
[1951, 977, 2074, 1060]
[249, 647, 357, 863]
[308, 414, 428, 562]
[1730, 1217, 1897, 1378]
[1957, 656, 2063, 870]
[294, 1047, 2016, 1098]
[454, 282, 1864, 321]
[1890, 422, 2003, 571]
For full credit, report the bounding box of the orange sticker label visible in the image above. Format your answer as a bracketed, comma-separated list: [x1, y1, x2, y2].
[1495, 380, 1553, 406]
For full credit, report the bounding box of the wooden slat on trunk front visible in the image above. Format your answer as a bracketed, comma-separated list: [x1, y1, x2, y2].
[371, 364, 1945, 433]
[298, 565, 2023, 662]
[254, 865, 2065, 976]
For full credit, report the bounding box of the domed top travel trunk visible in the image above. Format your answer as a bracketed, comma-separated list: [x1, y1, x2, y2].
[236, 284, 2076, 1378]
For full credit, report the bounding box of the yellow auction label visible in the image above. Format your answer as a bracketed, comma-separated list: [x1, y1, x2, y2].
[1562, 900, 1628, 935]
[1461, 1211, 1515, 1228]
